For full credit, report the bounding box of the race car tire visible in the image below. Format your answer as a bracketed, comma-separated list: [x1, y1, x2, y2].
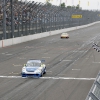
[43, 69, 46, 74]
[21, 73, 27, 77]
[40, 72, 43, 77]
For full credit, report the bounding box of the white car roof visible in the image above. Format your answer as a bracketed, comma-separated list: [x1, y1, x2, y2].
[27, 60, 41, 63]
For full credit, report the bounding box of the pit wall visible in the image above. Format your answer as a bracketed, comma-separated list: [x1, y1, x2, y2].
[0, 21, 100, 48]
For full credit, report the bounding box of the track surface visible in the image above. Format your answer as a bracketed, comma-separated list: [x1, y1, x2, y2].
[0, 23, 100, 100]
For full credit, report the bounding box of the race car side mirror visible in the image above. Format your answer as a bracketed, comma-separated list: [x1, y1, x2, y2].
[24, 64, 26, 66]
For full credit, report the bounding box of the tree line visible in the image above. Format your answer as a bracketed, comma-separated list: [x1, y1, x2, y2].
[46, 1, 81, 9]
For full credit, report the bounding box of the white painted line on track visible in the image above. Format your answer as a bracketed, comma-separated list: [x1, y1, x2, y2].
[73, 51, 85, 53]
[72, 69, 80, 71]
[92, 62, 100, 63]
[2, 52, 8, 54]
[41, 77, 95, 80]
[13, 64, 22, 67]
[9, 72, 19, 74]
[6, 54, 12, 55]
[0, 76, 96, 80]
[58, 74, 67, 76]
[0, 76, 22, 78]
[62, 60, 72, 62]
[2, 53, 5, 54]
[2, 52, 12, 55]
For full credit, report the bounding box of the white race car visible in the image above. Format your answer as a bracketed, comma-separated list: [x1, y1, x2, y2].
[61, 33, 69, 38]
[21, 60, 46, 78]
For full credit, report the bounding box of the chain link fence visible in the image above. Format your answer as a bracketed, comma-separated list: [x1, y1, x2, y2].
[0, 0, 100, 40]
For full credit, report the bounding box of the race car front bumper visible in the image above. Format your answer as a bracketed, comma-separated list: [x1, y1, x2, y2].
[21, 72, 42, 78]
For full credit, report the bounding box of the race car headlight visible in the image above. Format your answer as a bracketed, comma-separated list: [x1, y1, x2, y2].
[34, 69, 41, 74]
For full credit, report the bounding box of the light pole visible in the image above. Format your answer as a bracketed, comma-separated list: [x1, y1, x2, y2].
[60, 0, 61, 5]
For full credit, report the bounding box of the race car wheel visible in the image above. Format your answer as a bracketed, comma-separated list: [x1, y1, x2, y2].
[40, 72, 43, 77]
[44, 69, 46, 74]
[21, 73, 26, 77]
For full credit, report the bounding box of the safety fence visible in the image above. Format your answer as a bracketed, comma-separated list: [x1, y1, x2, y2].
[86, 71, 100, 100]
[0, 0, 100, 40]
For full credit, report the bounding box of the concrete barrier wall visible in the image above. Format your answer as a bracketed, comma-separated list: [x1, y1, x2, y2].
[40, 32, 50, 38]
[0, 41, 2, 48]
[3, 38, 13, 47]
[0, 21, 100, 48]
[12, 36, 22, 45]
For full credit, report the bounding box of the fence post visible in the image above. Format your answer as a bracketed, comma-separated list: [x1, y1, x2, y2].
[3, 0, 6, 39]
[10, 0, 14, 38]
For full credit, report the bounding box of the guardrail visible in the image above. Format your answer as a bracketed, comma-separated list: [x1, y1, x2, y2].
[86, 71, 100, 100]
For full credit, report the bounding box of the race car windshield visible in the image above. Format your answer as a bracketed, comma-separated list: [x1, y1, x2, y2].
[26, 62, 41, 67]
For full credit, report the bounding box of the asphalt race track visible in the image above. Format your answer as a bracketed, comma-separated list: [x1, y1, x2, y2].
[0, 23, 100, 100]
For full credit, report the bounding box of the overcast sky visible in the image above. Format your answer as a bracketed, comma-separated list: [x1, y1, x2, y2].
[25, 0, 100, 11]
